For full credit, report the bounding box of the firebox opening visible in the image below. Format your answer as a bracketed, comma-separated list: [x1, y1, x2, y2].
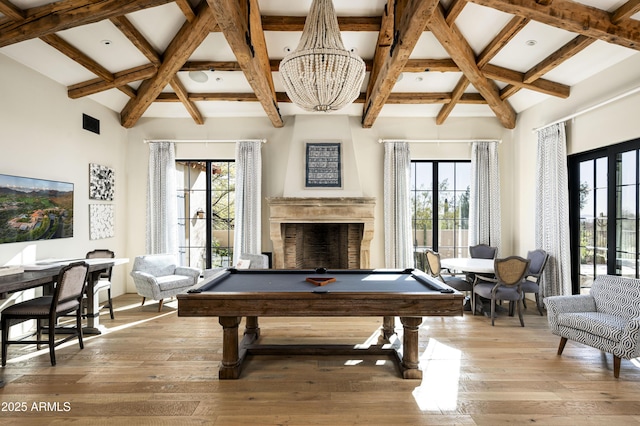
[283, 223, 364, 269]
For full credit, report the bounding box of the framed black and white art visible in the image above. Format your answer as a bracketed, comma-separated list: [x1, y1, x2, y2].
[305, 142, 342, 188]
[89, 163, 115, 201]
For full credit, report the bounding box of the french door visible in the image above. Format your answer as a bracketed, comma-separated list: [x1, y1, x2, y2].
[176, 160, 236, 270]
[569, 138, 640, 294]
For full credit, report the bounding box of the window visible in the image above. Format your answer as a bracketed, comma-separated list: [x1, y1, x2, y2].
[569, 138, 640, 294]
[176, 160, 236, 270]
[411, 161, 471, 260]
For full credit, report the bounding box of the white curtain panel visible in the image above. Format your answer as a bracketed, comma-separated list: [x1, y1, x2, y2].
[233, 140, 263, 265]
[383, 141, 413, 268]
[535, 123, 572, 297]
[469, 141, 501, 254]
[146, 142, 178, 255]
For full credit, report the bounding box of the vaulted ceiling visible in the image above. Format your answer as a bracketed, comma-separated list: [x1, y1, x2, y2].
[1, 0, 639, 129]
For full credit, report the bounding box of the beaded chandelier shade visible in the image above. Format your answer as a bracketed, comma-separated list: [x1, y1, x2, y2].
[279, 0, 366, 112]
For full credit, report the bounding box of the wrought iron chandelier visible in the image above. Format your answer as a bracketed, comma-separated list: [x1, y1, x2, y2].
[279, 0, 366, 112]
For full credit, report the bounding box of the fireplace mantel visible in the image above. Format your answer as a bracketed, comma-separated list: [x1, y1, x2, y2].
[267, 197, 375, 269]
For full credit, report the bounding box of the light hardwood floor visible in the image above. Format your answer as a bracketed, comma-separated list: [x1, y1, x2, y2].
[1, 293, 639, 425]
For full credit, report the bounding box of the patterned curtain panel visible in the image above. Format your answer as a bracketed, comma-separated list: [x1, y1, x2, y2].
[233, 140, 262, 265]
[535, 123, 572, 297]
[383, 142, 413, 268]
[469, 141, 501, 254]
[146, 142, 178, 255]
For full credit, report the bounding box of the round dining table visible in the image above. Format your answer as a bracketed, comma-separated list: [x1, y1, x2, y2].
[440, 257, 494, 274]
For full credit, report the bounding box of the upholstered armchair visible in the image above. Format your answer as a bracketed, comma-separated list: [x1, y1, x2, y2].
[545, 275, 640, 377]
[130, 254, 201, 311]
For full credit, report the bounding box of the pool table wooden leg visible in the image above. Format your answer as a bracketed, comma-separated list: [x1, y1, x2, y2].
[400, 316, 423, 379]
[219, 316, 243, 379]
[244, 316, 260, 339]
[379, 316, 395, 343]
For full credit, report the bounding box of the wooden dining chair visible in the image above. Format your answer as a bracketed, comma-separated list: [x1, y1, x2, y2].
[1, 262, 90, 366]
[520, 249, 549, 315]
[473, 256, 530, 326]
[425, 249, 473, 310]
[86, 249, 115, 319]
[467, 244, 498, 284]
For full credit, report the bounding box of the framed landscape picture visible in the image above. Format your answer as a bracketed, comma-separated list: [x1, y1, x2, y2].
[305, 142, 342, 188]
[0, 174, 74, 244]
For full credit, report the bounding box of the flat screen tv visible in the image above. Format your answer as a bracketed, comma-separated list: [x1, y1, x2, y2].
[0, 174, 74, 244]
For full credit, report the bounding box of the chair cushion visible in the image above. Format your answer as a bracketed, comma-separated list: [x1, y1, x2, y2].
[2, 297, 79, 317]
[442, 275, 472, 292]
[557, 312, 626, 342]
[474, 282, 522, 301]
[156, 275, 195, 291]
[520, 280, 539, 293]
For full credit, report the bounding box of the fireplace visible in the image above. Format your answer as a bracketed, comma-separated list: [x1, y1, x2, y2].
[268, 197, 375, 269]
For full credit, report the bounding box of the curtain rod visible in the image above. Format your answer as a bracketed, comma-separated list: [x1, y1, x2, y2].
[532, 85, 640, 133]
[144, 139, 266, 144]
[378, 138, 501, 144]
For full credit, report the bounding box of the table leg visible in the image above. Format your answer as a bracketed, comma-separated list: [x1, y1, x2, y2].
[379, 315, 395, 344]
[219, 316, 242, 379]
[400, 316, 423, 379]
[244, 316, 260, 339]
[83, 271, 102, 335]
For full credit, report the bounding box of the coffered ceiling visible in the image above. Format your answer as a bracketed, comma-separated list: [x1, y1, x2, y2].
[1, 0, 639, 129]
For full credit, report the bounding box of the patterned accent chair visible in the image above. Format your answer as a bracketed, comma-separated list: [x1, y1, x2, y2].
[130, 254, 201, 311]
[545, 275, 640, 377]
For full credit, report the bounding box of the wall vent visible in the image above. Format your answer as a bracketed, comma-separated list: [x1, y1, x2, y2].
[82, 113, 100, 134]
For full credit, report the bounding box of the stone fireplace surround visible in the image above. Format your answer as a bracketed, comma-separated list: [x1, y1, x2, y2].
[267, 197, 375, 269]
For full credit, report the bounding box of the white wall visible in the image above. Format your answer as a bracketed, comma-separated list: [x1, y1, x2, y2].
[125, 113, 507, 280]
[512, 53, 640, 257]
[8, 47, 634, 296]
[0, 54, 129, 296]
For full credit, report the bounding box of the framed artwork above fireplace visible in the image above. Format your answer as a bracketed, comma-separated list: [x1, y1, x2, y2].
[305, 142, 342, 188]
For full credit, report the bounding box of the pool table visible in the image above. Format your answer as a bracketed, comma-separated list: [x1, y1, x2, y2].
[177, 268, 463, 379]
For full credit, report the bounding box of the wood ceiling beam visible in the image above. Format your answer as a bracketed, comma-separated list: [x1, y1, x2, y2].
[467, 0, 640, 51]
[524, 35, 594, 83]
[157, 91, 487, 105]
[68, 64, 157, 98]
[403, 58, 460, 72]
[0, 0, 174, 48]
[427, 6, 516, 128]
[365, 0, 395, 103]
[170, 76, 204, 124]
[445, 0, 468, 25]
[482, 64, 569, 97]
[0, 0, 25, 20]
[175, 0, 196, 23]
[207, 0, 283, 128]
[260, 15, 381, 32]
[120, 1, 216, 128]
[362, 0, 441, 128]
[182, 58, 457, 73]
[500, 34, 594, 99]
[436, 15, 527, 125]
[68, 57, 460, 99]
[612, 1, 640, 25]
[40, 33, 136, 98]
[110, 15, 162, 67]
[111, 13, 203, 123]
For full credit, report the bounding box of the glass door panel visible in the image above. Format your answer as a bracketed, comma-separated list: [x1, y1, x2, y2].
[616, 150, 638, 278]
[578, 158, 607, 293]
